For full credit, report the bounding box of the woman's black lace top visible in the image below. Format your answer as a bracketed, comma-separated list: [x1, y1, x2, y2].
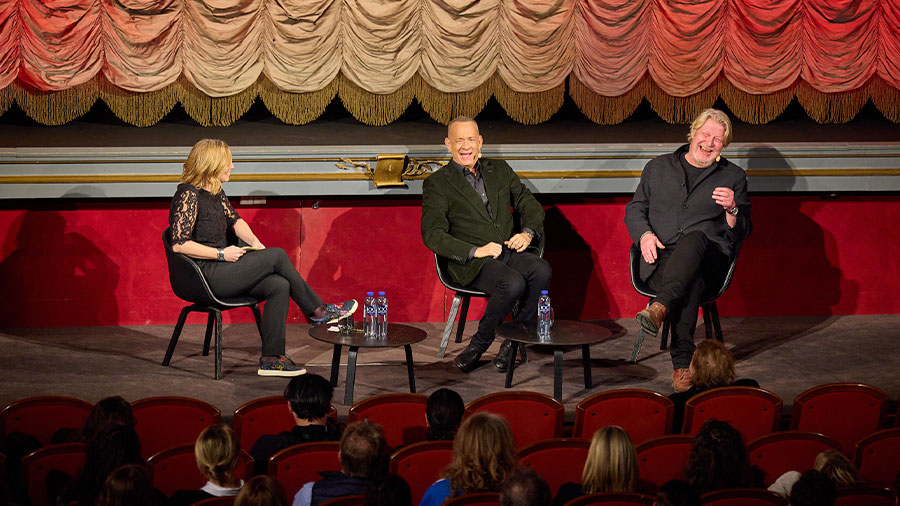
[169, 183, 241, 248]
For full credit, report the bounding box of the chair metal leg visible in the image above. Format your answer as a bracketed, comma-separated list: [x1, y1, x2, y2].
[659, 320, 671, 350]
[404, 344, 416, 393]
[455, 296, 471, 344]
[438, 294, 464, 358]
[250, 304, 263, 335]
[214, 311, 223, 380]
[630, 328, 645, 364]
[163, 306, 193, 366]
[202, 312, 215, 356]
[581, 344, 592, 389]
[702, 304, 714, 341]
[709, 303, 723, 341]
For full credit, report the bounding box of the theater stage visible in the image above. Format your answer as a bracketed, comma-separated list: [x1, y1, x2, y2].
[2, 315, 898, 424]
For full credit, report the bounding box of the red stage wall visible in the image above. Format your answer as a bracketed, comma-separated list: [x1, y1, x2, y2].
[0, 195, 897, 327]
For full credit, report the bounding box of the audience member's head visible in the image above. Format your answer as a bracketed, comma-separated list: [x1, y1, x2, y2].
[689, 339, 735, 389]
[364, 474, 412, 506]
[65, 424, 144, 506]
[426, 388, 465, 441]
[654, 479, 700, 506]
[235, 475, 288, 506]
[340, 419, 386, 480]
[789, 470, 836, 506]
[81, 396, 134, 441]
[444, 412, 517, 496]
[684, 419, 755, 494]
[195, 423, 241, 486]
[582, 426, 638, 493]
[500, 466, 551, 506]
[284, 373, 334, 423]
[813, 449, 859, 488]
[95, 464, 160, 506]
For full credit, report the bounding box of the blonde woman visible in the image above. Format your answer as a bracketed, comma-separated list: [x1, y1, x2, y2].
[170, 424, 243, 506]
[419, 412, 518, 506]
[553, 426, 639, 506]
[169, 139, 356, 376]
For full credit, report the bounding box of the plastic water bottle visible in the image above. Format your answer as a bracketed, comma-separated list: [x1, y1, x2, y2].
[537, 290, 553, 340]
[364, 292, 377, 338]
[376, 291, 388, 338]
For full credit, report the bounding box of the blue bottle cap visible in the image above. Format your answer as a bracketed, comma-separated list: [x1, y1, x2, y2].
[378, 291, 386, 295]
[366, 291, 374, 296]
[540, 290, 549, 294]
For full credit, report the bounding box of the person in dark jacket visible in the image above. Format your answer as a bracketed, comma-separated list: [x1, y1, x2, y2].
[292, 419, 385, 506]
[624, 108, 752, 392]
[250, 374, 341, 475]
[421, 116, 550, 374]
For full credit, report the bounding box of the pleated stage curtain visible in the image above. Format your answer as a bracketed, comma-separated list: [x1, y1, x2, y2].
[1, 0, 898, 126]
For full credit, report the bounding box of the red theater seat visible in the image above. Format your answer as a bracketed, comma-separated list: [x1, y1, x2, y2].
[269, 441, 341, 500]
[635, 435, 694, 490]
[132, 396, 221, 459]
[21, 443, 86, 506]
[573, 389, 674, 445]
[389, 440, 454, 505]
[192, 497, 237, 506]
[854, 427, 900, 486]
[682, 386, 782, 443]
[834, 486, 897, 506]
[0, 396, 92, 446]
[347, 393, 429, 450]
[791, 383, 888, 456]
[147, 444, 253, 498]
[563, 492, 655, 505]
[443, 492, 501, 505]
[319, 494, 366, 506]
[465, 391, 564, 448]
[233, 395, 338, 451]
[517, 438, 590, 497]
[700, 488, 787, 506]
[746, 431, 840, 486]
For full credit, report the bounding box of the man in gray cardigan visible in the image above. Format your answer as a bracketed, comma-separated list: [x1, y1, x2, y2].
[421, 117, 550, 373]
[624, 109, 752, 391]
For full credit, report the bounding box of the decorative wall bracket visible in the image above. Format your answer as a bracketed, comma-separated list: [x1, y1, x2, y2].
[336, 154, 446, 188]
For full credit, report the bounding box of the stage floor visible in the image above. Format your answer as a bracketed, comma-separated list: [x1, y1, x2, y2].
[2, 315, 897, 423]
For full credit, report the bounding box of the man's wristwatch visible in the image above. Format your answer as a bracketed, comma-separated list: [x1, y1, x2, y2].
[217, 249, 225, 261]
[727, 206, 739, 216]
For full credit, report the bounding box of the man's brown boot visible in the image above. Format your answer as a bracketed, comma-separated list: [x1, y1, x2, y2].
[636, 301, 667, 335]
[672, 368, 693, 392]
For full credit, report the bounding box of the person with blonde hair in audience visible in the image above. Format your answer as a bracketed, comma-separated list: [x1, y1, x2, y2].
[170, 424, 243, 505]
[553, 426, 640, 505]
[237, 475, 289, 506]
[768, 449, 860, 498]
[668, 339, 759, 432]
[95, 464, 163, 506]
[419, 412, 518, 506]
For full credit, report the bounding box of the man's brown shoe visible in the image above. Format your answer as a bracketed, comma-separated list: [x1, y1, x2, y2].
[672, 368, 693, 392]
[636, 302, 667, 335]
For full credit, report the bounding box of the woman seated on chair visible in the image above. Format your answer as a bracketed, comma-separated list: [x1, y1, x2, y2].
[552, 425, 643, 506]
[169, 139, 357, 377]
[170, 424, 243, 506]
[419, 412, 518, 506]
[668, 339, 759, 432]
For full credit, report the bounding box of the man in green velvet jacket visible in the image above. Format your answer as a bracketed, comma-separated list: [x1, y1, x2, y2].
[421, 116, 550, 373]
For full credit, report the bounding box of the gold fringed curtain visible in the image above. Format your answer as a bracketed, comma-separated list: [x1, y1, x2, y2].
[1, 0, 899, 127]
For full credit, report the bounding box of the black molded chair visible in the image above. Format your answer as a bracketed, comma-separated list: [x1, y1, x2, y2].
[434, 234, 545, 358]
[161, 227, 262, 379]
[629, 243, 738, 363]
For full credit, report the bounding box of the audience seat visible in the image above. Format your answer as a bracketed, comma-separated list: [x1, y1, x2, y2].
[347, 393, 429, 450]
[192, 497, 237, 506]
[834, 485, 897, 506]
[853, 427, 900, 486]
[746, 431, 840, 486]
[517, 438, 590, 497]
[268, 441, 341, 500]
[442, 491, 502, 505]
[389, 440, 454, 506]
[318, 494, 367, 506]
[0, 396, 92, 446]
[132, 396, 221, 459]
[465, 391, 564, 448]
[634, 435, 694, 490]
[21, 442, 86, 506]
[682, 386, 782, 443]
[232, 395, 337, 451]
[572, 389, 674, 445]
[562, 492, 655, 505]
[791, 383, 889, 456]
[146, 443, 253, 498]
[700, 488, 787, 506]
